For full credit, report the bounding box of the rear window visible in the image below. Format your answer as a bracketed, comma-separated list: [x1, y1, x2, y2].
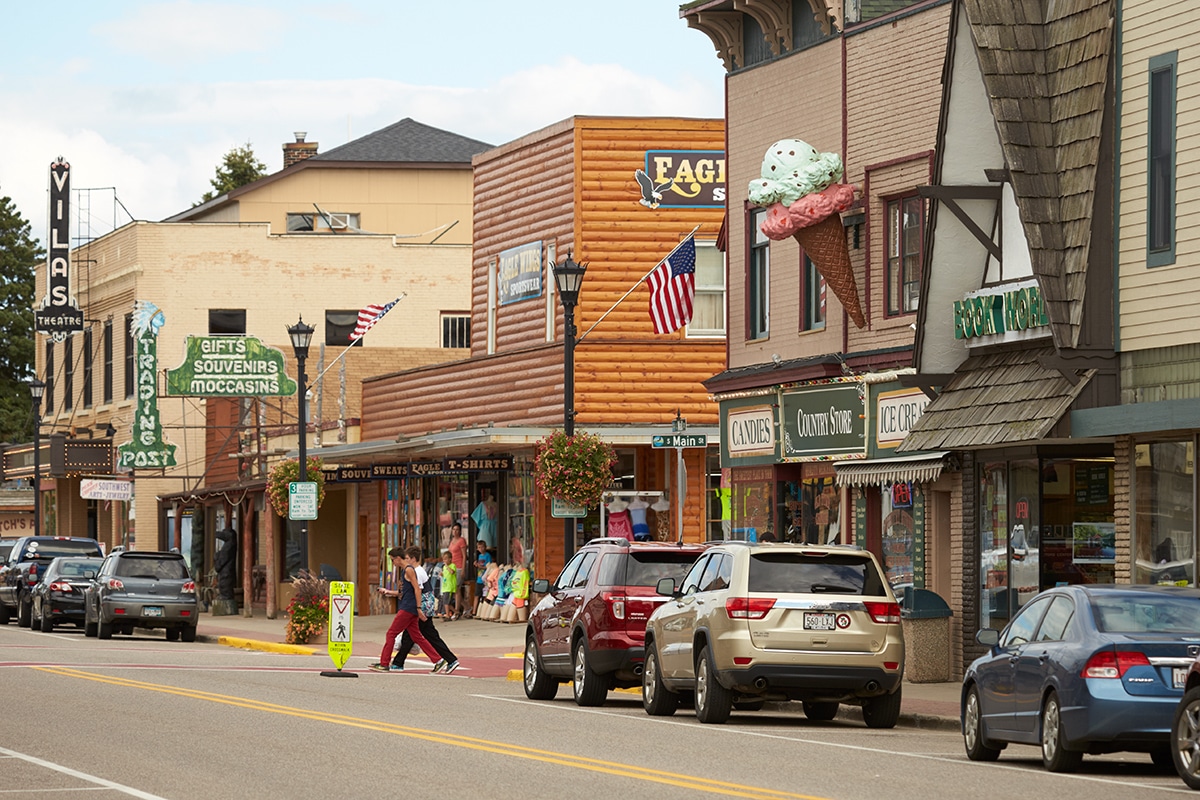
[0, 541, 15, 561]
[748, 552, 887, 596]
[24, 539, 102, 559]
[56, 559, 101, 579]
[1091, 593, 1200, 633]
[597, 551, 702, 588]
[115, 556, 189, 581]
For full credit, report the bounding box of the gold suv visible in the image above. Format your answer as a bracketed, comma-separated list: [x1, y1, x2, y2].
[642, 542, 905, 726]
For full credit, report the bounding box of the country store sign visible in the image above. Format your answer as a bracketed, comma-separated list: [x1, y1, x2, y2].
[166, 336, 297, 397]
[782, 384, 865, 460]
[953, 279, 1049, 343]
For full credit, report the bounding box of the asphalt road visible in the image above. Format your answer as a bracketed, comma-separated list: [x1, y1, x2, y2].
[0, 623, 1190, 799]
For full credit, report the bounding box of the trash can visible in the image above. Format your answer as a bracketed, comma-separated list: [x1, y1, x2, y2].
[899, 588, 952, 683]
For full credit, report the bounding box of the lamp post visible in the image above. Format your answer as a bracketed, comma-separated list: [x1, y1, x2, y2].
[552, 254, 587, 560]
[29, 379, 45, 537]
[672, 410, 686, 544]
[287, 316, 315, 573]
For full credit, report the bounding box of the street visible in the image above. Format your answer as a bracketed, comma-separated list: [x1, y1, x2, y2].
[0, 622, 1190, 799]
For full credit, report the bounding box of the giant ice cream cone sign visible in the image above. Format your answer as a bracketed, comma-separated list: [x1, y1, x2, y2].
[748, 139, 865, 328]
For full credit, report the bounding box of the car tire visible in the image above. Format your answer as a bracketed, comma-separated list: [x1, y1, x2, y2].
[17, 598, 31, 628]
[165, 627, 180, 642]
[30, 599, 41, 630]
[0, 603, 10, 624]
[1041, 691, 1082, 773]
[84, 607, 97, 637]
[803, 701, 839, 721]
[694, 644, 732, 724]
[1173, 686, 1200, 789]
[642, 645, 679, 716]
[963, 685, 1002, 761]
[573, 639, 607, 707]
[523, 634, 558, 701]
[862, 686, 902, 729]
[98, 616, 114, 640]
[1150, 744, 1173, 771]
[39, 604, 54, 633]
[181, 625, 197, 643]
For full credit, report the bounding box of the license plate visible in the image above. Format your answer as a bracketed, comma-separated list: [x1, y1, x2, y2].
[1175, 668, 1188, 689]
[803, 612, 836, 631]
[142, 606, 164, 617]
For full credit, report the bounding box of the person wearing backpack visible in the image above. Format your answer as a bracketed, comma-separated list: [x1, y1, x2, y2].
[371, 547, 446, 673]
[390, 546, 460, 673]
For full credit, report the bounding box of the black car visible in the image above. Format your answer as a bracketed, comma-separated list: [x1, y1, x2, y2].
[30, 557, 102, 632]
[84, 550, 199, 641]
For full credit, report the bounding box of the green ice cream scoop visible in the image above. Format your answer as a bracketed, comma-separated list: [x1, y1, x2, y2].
[748, 139, 844, 206]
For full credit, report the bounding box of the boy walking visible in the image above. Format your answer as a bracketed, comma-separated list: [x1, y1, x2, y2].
[370, 547, 442, 673]
[439, 550, 457, 621]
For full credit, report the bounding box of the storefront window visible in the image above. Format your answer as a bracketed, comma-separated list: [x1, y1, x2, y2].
[731, 466, 774, 541]
[1134, 441, 1194, 585]
[707, 450, 724, 540]
[1042, 458, 1113, 586]
[881, 482, 915, 589]
[777, 470, 840, 544]
[507, 457, 535, 567]
[979, 461, 1009, 629]
[1009, 460, 1041, 608]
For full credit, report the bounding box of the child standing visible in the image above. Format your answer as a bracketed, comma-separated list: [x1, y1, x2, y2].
[439, 550, 457, 621]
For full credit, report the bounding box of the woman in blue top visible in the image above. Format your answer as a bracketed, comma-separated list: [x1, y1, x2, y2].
[372, 547, 441, 672]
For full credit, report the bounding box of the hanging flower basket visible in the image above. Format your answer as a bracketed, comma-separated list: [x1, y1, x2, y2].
[266, 456, 325, 518]
[533, 429, 616, 508]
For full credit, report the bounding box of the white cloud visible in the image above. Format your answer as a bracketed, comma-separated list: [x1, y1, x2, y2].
[91, 1, 283, 63]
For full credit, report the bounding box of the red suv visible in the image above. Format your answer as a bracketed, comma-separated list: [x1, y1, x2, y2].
[523, 537, 709, 706]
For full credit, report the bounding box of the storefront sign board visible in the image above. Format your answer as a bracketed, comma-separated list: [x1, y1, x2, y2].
[782, 384, 865, 459]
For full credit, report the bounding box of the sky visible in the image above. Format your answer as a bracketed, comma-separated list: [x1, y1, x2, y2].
[0, 1, 726, 247]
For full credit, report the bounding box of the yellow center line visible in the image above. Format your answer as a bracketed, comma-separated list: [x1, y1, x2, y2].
[37, 666, 827, 800]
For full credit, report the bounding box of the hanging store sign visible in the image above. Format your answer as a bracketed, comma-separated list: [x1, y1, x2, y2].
[117, 301, 177, 469]
[498, 241, 543, 306]
[782, 384, 865, 460]
[80, 478, 133, 502]
[34, 159, 84, 340]
[165, 336, 297, 397]
[953, 279, 1050, 343]
[876, 388, 930, 449]
[642, 150, 726, 208]
[726, 406, 776, 458]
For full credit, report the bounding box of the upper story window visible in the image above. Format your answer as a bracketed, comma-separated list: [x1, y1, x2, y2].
[886, 195, 923, 316]
[45, 341, 55, 415]
[124, 313, 134, 400]
[442, 313, 470, 348]
[103, 320, 113, 404]
[209, 309, 246, 335]
[1148, 51, 1177, 268]
[324, 310, 363, 347]
[687, 241, 725, 338]
[82, 328, 93, 408]
[287, 212, 360, 232]
[63, 336, 74, 411]
[748, 208, 770, 340]
[846, 0, 928, 25]
[801, 254, 826, 332]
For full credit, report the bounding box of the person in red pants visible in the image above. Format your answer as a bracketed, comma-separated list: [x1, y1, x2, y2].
[370, 547, 441, 672]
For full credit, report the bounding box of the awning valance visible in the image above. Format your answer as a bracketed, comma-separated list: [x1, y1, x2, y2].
[833, 452, 949, 488]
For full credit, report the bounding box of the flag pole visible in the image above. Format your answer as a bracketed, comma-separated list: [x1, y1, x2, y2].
[313, 293, 406, 385]
[576, 225, 700, 345]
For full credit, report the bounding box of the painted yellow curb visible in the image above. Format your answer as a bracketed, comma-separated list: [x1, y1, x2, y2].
[504, 669, 638, 694]
[217, 635, 316, 655]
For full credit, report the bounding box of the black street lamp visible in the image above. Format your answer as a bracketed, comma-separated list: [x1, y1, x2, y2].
[287, 316, 315, 573]
[29, 379, 45, 537]
[552, 254, 587, 560]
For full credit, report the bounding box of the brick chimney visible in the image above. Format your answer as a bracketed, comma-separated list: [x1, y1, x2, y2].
[283, 131, 318, 168]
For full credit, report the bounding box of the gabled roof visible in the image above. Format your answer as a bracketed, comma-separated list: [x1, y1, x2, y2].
[963, 0, 1113, 349]
[311, 117, 492, 164]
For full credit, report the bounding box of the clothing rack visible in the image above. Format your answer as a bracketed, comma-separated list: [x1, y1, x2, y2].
[600, 490, 664, 540]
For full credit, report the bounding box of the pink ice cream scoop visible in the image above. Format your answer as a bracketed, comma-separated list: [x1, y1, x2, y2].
[759, 183, 858, 240]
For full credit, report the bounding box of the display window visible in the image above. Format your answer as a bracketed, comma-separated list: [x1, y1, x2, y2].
[1133, 441, 1193, 586]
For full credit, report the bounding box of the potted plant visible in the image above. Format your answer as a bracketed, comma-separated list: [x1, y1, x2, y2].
[266, 456, 325, 518]
[533, 429, 617, 508]
[284, 569, 330, 644]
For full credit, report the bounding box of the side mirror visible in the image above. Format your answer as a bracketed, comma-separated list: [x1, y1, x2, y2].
[85, 570, 98, 580]
[655, 577, 677, 597]
[975, 628, 1000, 647]
[531, 578, 550, 594]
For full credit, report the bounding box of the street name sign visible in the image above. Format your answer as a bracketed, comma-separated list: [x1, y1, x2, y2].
[652, 434, 708, 449]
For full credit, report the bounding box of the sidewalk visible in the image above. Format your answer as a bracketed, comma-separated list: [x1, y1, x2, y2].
[195, 609, 961, 730]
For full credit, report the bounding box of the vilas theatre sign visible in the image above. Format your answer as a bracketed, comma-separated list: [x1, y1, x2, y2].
[34, 159, 84, 340]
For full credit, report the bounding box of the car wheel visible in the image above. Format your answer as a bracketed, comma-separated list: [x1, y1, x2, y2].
[523, 634, 558, 701]
[165, 627, 180, 642]
[0, 603, 10, 624]
[862, 686, 902, 729]
[642, 645, 679, 716]
[694, 644, 732, 724]
[29, 599, 40, 629]
[98, 616, 114, 640]
[39, 604, 54, 633]
[17, 598, 31, 628]
[84, 606, 97, 637]
[963, 685, 1002, 761]
[1173, 686, 1200, 789]
[181, 625, 197, 643]
[572, 639, 607, 707]
[1041, 692, 1082, 772]
[803, 701, 839, 722]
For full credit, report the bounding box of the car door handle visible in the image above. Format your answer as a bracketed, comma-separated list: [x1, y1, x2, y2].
[1037, 652, 1049, 664]
[1009, 655, 1020, 665]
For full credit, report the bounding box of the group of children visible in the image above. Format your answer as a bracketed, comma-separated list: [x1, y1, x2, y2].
[422, 547, 529, 623]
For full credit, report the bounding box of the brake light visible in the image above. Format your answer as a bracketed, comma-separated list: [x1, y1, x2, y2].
[182, 580, 196, 595]
[726, 597, 776, 620]
[49, 581, 72, 594]
[864, 601, 902, 624]
[26, 564, 38, 585]
[1081, 650, 1151, 679]
[106, 578, 124, 591]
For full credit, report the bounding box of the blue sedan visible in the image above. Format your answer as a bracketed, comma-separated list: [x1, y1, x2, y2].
[962, 584, 1200, 772]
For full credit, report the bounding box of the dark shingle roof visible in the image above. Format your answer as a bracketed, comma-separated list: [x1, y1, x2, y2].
[311, 118, 492, 164]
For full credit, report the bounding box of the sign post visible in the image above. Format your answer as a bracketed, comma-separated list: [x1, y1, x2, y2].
[653, 434, 706, 543]
[321, 580, 357, 678]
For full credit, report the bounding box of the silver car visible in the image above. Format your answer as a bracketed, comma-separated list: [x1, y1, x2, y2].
[84, 550, 199, 641]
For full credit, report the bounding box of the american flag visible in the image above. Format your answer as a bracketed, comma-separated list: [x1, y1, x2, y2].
[647, 236, 697, 335]
[350, 298, 402, 340]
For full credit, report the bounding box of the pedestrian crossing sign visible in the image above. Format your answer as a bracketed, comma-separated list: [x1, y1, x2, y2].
[327, 581, 354, 671]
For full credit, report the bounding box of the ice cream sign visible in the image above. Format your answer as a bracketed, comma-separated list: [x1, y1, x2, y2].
[953, 279, 1049, 343]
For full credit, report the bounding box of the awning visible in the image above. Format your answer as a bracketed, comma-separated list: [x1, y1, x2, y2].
[834, 453, 949, 488]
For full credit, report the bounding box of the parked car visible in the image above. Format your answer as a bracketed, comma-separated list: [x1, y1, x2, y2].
[83, 549, 199, 641]
[0, 536, 105, 626]
[962, 584, 1200, 773]
[522, 537, 710, 706]
[30, 556, 103, 632]
[641, 542, 904, 726]
[1171, 652, 1200, 789]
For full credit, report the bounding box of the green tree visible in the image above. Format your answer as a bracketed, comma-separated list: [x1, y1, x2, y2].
[0, 191, 41, 443]
[199, 142, 267, 203]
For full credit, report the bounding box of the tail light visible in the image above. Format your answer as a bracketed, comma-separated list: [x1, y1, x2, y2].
[106, 578, 125, 591]
[49, 581, 73, 594]
[864, 601, 902, 625]
[26, 564, 38, 585]
[600, 591, 626, 620]
[1082, 649, 1151, 679]
[182, 580, 196, 595]
[726, 597, 776, 620]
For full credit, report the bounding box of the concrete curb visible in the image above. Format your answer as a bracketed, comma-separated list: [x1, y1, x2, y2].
[201, 634, 317, 655]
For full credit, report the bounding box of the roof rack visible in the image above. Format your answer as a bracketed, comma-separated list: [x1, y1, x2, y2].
[703, 539, 753, 546]
[584, 537, 632, 548]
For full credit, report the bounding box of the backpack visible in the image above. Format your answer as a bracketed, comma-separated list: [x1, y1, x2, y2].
[420, 576, 437, 615]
